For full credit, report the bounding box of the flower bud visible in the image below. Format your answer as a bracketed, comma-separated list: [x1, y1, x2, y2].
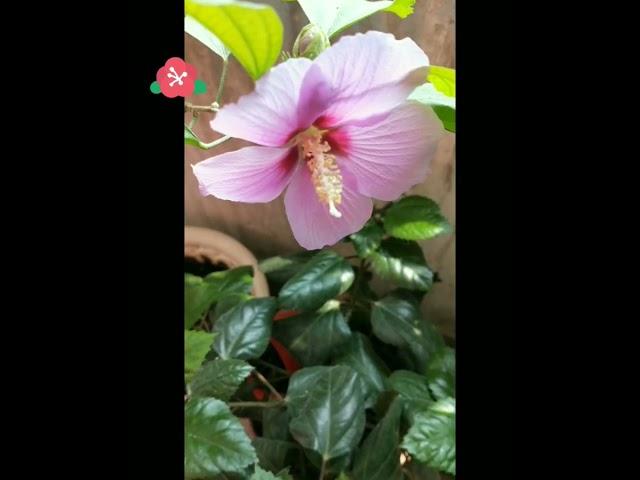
[292, 24, 330, 60]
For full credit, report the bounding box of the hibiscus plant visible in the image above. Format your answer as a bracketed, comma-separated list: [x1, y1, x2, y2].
[184, 1, 456, 479]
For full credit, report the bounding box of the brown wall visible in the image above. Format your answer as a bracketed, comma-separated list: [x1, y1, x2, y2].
[185, 0, 455, 338]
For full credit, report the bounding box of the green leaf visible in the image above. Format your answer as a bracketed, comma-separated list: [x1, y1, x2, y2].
[213, 292, 252, 320]
[259, 251, 318, 287]
[189, 358, 254, 399]
[250, 465, 279, 480]
[428, 66, 455, 97]
[296, 0, 414, 38]
[401, 398, 456, 475]
[206, 265, 254, 297]
[213, 297, 277, 360]
[408, 83, 455, 133]
[371, 294, 444, 371]
[278, 250, 354, 312]
[253, 438, 296, 474]
[432, 105, 455, 133]
[185, 14, 231, 60]
[185, 330, 216, 383]
[150, 81, 161, 94]
[272, 302, 352, 366]
[185, 398, 258, 478]
[368, 239, 434, 292]
[384, 0, 415, 18]
[351, 399, 404, 480]
[383, 196, 451, 241]
[350, 220, 384, 258]
[185, 274, 217, 327]
[185, 125, 205, 149]
[425, 347, 455, 400]
[262, 407, 290, 441]
[304, 449, 353, 476]
[184, 267, 253, 328]
[334, 333, 389, 408]
[388, 370, 433, 422]
[249, 464, 294, 480]
[185, 0, 283, 80]
[194, 79, 208, 95]
[286, 365, 366, 460]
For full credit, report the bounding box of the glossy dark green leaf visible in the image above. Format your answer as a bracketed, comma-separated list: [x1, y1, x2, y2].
[253, 438, 297, 474]
[185, 398, 257, 478]
[213, 292, 252, 320]
[272, 301, 351, 366]
[383, 196, 451, 241]
[388, 370, 433, 422]
[352, 399, 404, 480]
[189, 358, 254, 399]
[401, 398, 455, 475]
[304, 449, 353, 477]
[368, 239, 433, 291]
[213, 297, 277, 360]
[350, 220, 384, 258]
[185, 330, 216, 383]
[371, 295, 444, 371]
[279, 250, 354, 311]
[425, 347, 455, 400]
[286, 365, 366, 460]
[334, 333, 389, 408]
[259, 251, 318, 287]
[262, 407, 290, 441]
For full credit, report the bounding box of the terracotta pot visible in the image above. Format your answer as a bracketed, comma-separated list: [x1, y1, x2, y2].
[184, 226, 269, 298]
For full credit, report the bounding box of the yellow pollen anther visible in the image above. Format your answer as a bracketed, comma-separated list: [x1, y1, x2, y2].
[299, 129, 343, 218]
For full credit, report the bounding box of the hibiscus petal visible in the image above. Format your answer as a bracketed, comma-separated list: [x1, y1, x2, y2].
[211, 58, 315, 147]
[312, 31, 429, 125]
[338, 102, 444, 201]
[284, 162, 372, 249]
[193, 146, 297, 202]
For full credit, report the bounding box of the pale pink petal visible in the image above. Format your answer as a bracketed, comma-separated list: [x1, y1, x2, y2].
[284, 162, 373, 250]
[337, 102, 444, 201]
[211, 59, 314, 147]
[312, 31, 429, 126]
[193, 146, 297, 202]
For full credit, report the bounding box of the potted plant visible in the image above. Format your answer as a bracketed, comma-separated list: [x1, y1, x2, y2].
[183, 1, 456, 478]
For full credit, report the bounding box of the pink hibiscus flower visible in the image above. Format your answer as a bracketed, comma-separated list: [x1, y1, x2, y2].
[156, 57, 196, 98]
[192, 32, 443, 249]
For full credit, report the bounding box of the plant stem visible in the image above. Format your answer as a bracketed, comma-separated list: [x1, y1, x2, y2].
[215, 59, 229, 105]
[256, 359, 290, 376]
[200, 135, 231, 149]
[318, 457, 327, 480]
[188, 113, 198, 129]
[184, 102, 218, 113]
[253, 370, 284, 401]
[228, 401, 283, 409]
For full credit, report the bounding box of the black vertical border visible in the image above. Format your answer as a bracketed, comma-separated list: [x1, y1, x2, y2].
[457, 0, 512, 477]
[128, 1, 184, 477]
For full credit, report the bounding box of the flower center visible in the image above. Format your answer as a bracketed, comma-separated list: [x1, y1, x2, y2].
[297, 127, 343, 218]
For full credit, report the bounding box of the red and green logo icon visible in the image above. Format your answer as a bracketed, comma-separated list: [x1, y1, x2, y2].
[150, 57, 206, 97]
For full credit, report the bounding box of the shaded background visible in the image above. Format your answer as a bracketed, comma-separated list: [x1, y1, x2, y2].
[185, 0, 455, 338]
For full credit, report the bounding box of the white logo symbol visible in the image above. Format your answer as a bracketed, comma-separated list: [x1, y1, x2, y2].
[167, 66, 188, 87]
